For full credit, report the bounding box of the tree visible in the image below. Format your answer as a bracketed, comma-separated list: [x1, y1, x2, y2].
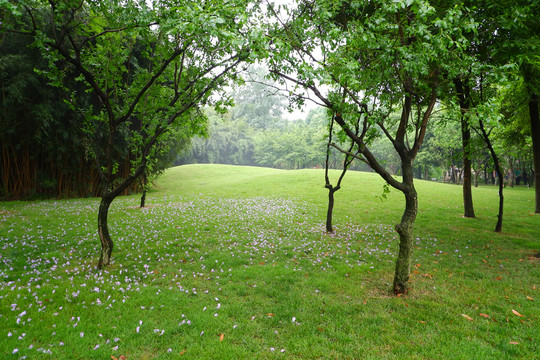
[476, 0, 540, 212]
[5, 0, 256, 267]
[324, 113, 357, 233]
[453, 78, 475, 217]
[268, 0, 475, 294]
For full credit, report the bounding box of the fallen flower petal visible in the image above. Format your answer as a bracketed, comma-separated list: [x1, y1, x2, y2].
[511, 309, 524, 317]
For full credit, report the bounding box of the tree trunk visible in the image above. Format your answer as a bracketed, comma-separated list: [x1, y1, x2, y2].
[528, 92, 540, 213]
[140, 171, 147, 208]
[454, 78, 475, 216]
[140, 189, 147, 208]
[461, 117, 475, 217]
[478, 119, 504, 232]
[495, 165, 504, 233]
[326, 187, 336, 233]
[393, 161, 418, 295]
[98, 195, 114, 268]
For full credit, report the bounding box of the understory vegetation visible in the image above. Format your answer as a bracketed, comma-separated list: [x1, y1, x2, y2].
[1, 165, 538, 359]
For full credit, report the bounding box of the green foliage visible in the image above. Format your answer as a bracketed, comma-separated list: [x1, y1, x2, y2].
[2, 0, 260, 198]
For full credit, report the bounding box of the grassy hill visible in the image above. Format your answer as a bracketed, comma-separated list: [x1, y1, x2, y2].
[157, 164, 539, 248]
[0, 164, 538, 359]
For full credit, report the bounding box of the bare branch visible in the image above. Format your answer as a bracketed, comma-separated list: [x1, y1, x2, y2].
[270, 69, 333, 108]
[410, 81, 438, 158]
[329, 143, 367, 164]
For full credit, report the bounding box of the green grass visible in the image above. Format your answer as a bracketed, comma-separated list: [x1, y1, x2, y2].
[1, 164, 538, 359]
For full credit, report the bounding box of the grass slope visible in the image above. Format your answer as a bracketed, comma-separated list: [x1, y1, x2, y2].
[1, 164, 538, 359]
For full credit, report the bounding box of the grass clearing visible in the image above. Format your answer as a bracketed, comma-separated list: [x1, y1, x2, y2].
[1, 164, 538, 359]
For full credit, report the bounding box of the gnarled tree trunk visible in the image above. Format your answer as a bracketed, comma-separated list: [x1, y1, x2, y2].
[393, 160, 418, 295]
[98, 195, 114, 268]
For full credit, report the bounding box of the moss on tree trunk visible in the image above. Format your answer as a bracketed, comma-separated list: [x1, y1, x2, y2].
[393, 162, 418, 295]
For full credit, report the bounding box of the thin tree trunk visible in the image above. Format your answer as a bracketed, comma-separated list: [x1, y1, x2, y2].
[461, 118, 475, 217]
[528, 92, 540, 213]
[454, 78, 475, 217]
[393, 160, 417, 295]
[98, 195, 114, 268]
[495, 165, 504, 232]
[326, 187, 336, 232]
[478, 119, 504, 232]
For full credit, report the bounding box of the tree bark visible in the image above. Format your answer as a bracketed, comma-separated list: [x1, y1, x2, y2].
[140, 171, 147, 208]
[140, 189, 147, 208]
[478, 119, 504, 232]
[454, 78, 475, 217]
[461, 117, 475, 217]
[325, 186, 336, 232]
[98, 195, 114, 268]
[528, 92, 540, 213]
[392, 159, 417, 295]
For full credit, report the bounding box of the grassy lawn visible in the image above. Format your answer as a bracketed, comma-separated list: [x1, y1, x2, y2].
[1, 164, 538, 359]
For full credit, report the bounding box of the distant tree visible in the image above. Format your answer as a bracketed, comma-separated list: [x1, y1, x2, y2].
[230, 66, 288, 130]
[181, 108, 256, 166]
[253, 119, 324, 169]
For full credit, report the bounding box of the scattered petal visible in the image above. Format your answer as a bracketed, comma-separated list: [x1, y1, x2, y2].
[511, 309, 524, 317]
